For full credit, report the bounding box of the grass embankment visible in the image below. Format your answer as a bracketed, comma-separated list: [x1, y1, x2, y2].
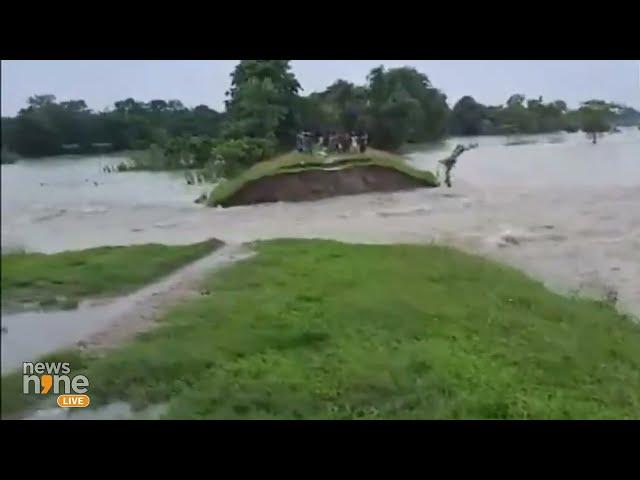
[5, 239, 638, 419]
[1, 239, 223, 311]
[207, 149, 439, 206]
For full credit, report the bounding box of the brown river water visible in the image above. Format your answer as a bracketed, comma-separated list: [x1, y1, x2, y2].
[2, 129, 639, 384]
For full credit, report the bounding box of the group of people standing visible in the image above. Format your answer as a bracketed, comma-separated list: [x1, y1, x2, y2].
[296, 131, 368, 155]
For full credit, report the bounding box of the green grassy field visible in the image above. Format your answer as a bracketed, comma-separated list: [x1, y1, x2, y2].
[5, 239, 638, 419]
[207, 149, 439, 206]
[1, 239, 223, 311]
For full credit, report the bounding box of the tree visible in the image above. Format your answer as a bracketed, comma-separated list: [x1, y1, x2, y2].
[60, 100, 89, 112]
[316, 80, 368, 132]
[553, 100, 568, 112]
[167, 100, 186, 112]
[194, 105, 214, 115]
[450, 96, 488, 135]
[226, 60, 300, 103]
[364, 66, 449, 148]
[295, 94, 335, 132]
[6, 61, 630, 162]
[367, 66, 387, 105]
[526, 98, 543, 110]
[323, 80, 357, 106]
[149, 99, 168, 112]
[27, 94, 56, 109]
[579, 100, 612, 144]
[114, 98, 144, 116]
[373, 67, 453, 141]
[224, 77, 288, 141]
[225, 60, 301, 144]
[8, 112, 61, 156]
[506, 94, 525, 108]
[496, 97, 536, 134]
[367, 85, 423, 149]
[5, 92, 229, 156]
[610, 104, 640, 126]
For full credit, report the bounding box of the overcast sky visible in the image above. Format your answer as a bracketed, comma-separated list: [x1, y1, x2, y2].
[2, 60, 639, 116]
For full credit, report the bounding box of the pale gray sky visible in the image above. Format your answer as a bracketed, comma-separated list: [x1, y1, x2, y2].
[2, 60, 639, 116]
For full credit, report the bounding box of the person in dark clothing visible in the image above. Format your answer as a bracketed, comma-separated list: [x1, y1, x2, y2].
[358, 132, 368, 153]
[340, 133, 351, 153]
[323, 132, 330, 148]
[332, 133, 339, 153]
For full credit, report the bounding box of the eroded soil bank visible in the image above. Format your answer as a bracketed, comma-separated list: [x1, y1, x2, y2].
[218, 164, 435, 206]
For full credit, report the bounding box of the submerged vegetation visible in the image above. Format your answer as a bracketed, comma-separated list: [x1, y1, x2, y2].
[4, 240, 639, 419]
[1, 240, 223, 311]
[110, 137, 277, 181]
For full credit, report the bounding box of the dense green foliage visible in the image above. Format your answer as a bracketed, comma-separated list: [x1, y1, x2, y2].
[123, 136, 277, 180]
[614, 105, 640, 126]
[297, 66, 450, 150]
[447, 95, 631, 136]
[223, 60, 301, 146]
[578, 100, 617, 144]
[1, 94, 223, 158]
[3, 61, 638, 162]
[4, 240, 638, 419]
[208, 138, 276, 175]
[1, 240, 222, 311]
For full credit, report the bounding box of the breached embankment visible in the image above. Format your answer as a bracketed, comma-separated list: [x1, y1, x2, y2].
[222, 164, 433, 206]
[207, 150, 439, 207]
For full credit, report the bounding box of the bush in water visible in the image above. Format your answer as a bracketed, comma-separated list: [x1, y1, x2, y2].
[204, 137, 277, 178]
[122, 136, 276, 178]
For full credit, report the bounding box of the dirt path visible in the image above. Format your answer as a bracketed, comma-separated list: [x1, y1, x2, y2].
[83, 243, 255, 351]
[1, 243, 255, 373]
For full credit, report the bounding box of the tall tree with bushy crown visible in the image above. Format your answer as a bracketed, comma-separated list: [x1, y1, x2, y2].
[363, 66, 449, 149]
[225, 60, 301, 145]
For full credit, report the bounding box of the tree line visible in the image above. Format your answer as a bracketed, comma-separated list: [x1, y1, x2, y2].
[2, 60, 639, 163]
[448, 94, 639, 140]
[1, 94, 223, 159]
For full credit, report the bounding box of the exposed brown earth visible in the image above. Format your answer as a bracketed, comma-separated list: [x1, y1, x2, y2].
[221, 165, 435, 206]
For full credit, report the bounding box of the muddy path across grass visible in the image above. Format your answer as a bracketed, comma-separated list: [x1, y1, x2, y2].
[1, 244, 255, 374]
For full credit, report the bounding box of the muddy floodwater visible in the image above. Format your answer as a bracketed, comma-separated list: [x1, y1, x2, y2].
[2, 128, 639, 374]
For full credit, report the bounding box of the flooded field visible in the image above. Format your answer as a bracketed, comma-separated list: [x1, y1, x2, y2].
[1, 244, 254, 373]
[2, 128, 639, 375]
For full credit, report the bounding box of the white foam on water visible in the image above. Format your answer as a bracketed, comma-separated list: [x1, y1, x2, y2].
[2, 129, 639, 318]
